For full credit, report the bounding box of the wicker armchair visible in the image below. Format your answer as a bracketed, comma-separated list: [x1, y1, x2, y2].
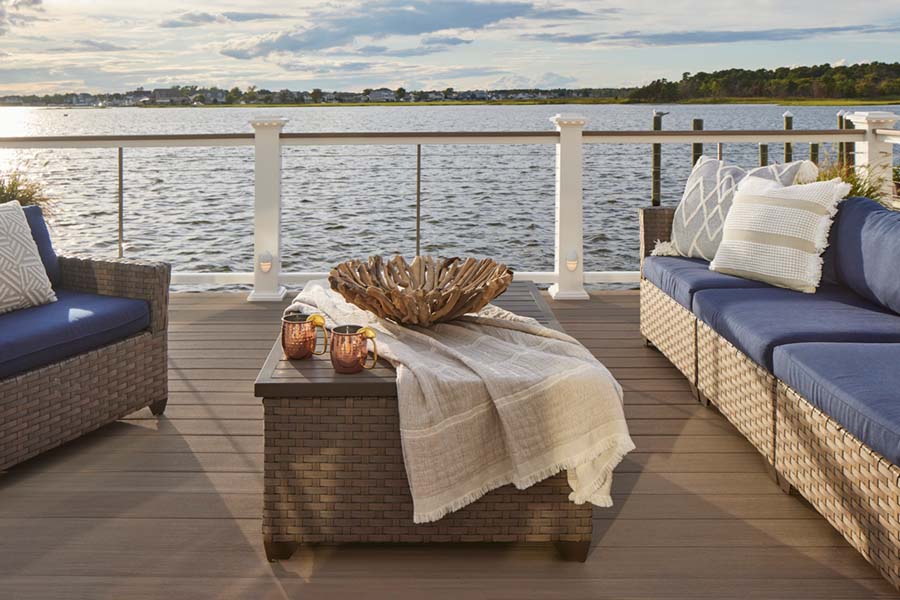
[0, 256, 170, 471]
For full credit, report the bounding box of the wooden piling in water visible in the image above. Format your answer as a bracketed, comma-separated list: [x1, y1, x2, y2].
[783, 112, 793, 163]
[837, 111, 846, 166]
[691, 118, 703, 166]
[651, 111, 663, 206]
[759, 143, 768, 167]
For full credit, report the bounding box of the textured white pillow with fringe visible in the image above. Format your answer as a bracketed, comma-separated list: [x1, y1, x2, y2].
[0, 201, 57, 314]
[709, 176, 851, 293]
[652, 157, 819, 260]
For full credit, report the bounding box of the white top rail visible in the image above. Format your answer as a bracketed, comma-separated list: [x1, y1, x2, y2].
[876, 129, 900, 145]
[0, 128, 866, 149]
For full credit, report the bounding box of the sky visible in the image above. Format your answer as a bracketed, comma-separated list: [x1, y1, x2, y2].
[1, 0, 900, 94]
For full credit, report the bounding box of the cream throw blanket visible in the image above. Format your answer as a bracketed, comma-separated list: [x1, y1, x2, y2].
[287, 280, 634, 524]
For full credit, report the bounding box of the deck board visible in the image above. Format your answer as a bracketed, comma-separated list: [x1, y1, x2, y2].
[0, 288, 897, 599]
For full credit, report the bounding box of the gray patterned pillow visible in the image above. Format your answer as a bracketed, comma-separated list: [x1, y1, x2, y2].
[653, 157, 818, 260]
[0, 201, 57, 314]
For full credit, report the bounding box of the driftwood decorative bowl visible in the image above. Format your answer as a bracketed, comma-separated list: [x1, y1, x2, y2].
[329, 255, 513, 327]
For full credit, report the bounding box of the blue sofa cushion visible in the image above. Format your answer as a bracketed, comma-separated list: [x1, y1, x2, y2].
[22, 205, 61, 288]
[774, 343, 900, 464]
[831, 196, 900, 315]
[692, 284, 900, 371]
[643, 256, 770, 309]
[0, 290, 150, 379]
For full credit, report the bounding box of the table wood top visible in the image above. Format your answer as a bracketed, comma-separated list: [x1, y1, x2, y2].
[254, 281, 559, 398]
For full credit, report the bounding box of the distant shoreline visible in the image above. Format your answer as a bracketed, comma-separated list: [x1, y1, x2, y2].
[8, 96, 900, 110]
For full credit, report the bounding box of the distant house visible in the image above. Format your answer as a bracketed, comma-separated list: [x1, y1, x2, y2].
[367, 88, 395, 102]
[69, 93, 96, 106]
[200, 89, 226, 104]
[152, 89, 189, 105]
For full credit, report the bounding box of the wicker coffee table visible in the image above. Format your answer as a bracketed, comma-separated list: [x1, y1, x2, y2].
[255, 281, 593, 562]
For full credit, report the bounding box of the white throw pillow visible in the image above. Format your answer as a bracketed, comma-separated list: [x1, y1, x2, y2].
[653, 157, 819, 260]
[709, 177, 851, 293]
[0, 201, 57, 314]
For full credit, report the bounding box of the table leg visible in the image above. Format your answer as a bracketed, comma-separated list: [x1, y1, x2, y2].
[265, 540, 298, 561]
[555, 540, 591, 562]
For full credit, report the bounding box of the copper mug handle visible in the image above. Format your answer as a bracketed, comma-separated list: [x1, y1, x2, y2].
[357, 327, 378, 369]
[308, 314, 329, 355]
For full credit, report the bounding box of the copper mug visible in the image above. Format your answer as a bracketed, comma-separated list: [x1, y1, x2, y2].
[281, 313, 328, 360]
[330, 325, 378, 374]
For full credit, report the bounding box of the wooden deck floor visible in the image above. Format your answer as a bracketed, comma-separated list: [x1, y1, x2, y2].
[1, 290, 897, 599]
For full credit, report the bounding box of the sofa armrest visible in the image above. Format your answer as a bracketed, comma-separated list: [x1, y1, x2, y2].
[58, 256, 171, 333]
[639, 206, 676, 270]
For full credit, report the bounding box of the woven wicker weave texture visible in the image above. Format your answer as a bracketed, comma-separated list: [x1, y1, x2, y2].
[262, 396, 593, 548]
[0, 256, 169, 471]
[777, 384, 900, 588]
[638, 206, 675, 271]
[640, 280, 696, 384]
[697, 321, 776, 464]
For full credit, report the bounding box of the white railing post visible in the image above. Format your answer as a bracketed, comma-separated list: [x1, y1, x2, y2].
[248, 117, 288, 302]
[548, 114, 589, 300]
[845, 111, 898, 200]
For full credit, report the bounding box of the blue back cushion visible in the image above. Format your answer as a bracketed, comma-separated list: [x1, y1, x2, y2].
[22, 205, 61, 288]
[832, 197, 900, 314]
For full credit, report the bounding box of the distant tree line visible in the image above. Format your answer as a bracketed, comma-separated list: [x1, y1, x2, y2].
[628, 62, 900, 102]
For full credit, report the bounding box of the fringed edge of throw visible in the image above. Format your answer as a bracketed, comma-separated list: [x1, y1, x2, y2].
[569, 434, 637, 506]
[512, 431, 635, 503]
[413, 474, 512, 524]
[412, 431, 636, 523]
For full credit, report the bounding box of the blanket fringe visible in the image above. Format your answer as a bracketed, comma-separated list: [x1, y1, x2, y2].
[413, 474, 512, 524]
[413, 430, 635, 523]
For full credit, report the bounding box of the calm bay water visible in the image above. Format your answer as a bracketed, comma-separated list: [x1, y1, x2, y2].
[1, 103, 896, 284]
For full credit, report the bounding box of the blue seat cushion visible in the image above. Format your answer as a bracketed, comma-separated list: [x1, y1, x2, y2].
[693, 284, 900, 371]
[774, 343, 900, 464]
[0, 290, 150, 379]
[22, 205, 61, 288]
[831, 196, 900, 315]
[643, 256, 771, 309]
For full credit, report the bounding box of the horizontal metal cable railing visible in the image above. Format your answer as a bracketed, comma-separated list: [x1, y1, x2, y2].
[0, 113, 895, 301]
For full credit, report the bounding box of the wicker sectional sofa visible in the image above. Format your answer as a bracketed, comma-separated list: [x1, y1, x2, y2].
[639, 197, 900, 588]
[0, 206, 169, 471]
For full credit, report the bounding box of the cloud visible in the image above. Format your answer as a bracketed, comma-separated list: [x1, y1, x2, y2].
[221, 12, 289, 23]
[422, 35, 472, 46]
[530, 7, 615, 19]
[220, 0, 581, 59]
[596, 23, 900, 46]
[160, 10, 287, 28]
[491, 71, 576, 88]
[0, 0, 43, 35]
[519, 21, 900, 47]
[520, 32, 600, 43]
[47, 39, 133, 53]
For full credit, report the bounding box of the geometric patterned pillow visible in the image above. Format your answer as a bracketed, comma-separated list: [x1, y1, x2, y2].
[710, 176, 851, 293]
[653, 156, 819, 261]
[0, 201, 57, 314]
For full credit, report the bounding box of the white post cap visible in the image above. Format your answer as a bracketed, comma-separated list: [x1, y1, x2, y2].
[844, 111, 900, 127]
[250, 116, 289, 129]
[550, 113, 587, 128]
[782, 110, 793, 118]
